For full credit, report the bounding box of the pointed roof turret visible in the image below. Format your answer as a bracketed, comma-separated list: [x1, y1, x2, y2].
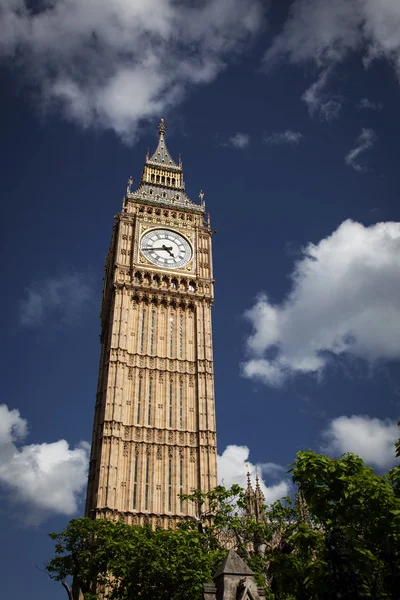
[147, 118, 180, 169]
[214, 549, 254, 579]
[125, 119, 205, 213]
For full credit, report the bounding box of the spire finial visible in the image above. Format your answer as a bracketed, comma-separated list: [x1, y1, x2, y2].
[127, 175, 133, 195]
[158, 118, 166, 136]
[245, 463, 254, 495]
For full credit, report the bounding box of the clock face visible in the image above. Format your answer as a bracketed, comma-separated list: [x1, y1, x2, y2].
[140, 229, 192, 269]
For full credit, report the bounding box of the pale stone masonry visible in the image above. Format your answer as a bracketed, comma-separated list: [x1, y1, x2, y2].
[204, 550, 266, 600]
[85, 119, 218, 528]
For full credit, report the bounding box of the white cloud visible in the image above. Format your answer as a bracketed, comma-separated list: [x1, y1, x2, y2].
[358, 98, 383, 111]
[322, 415, 399, 470]
[345, 128, 377, 172]
[0, 404, 89, 524]
[242, 219, 400, 386]
[264, 0, 400, 119]
[20, 273, 93, 327]
[218, 445, 290, 505]
[0, 0, 263, 141]
[264, 130, 304, 145]
[301, 68, 342, 121]
[226, 132, 251, 149]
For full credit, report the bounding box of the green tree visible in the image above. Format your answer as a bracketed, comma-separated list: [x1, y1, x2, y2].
[47, 445, 400, 600]
[46, 517, 224, 600]
[283, 451, 400, 599]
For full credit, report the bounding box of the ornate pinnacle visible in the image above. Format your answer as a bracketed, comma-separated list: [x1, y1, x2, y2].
[126, 175, 133, 195]
[255, 470, 265, 501]
[158, 118, 167, 136]
[245, 469, 254, 496]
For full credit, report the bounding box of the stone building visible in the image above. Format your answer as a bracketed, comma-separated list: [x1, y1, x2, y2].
[85, 119, 218, 528]
[204, 550, 266, 600]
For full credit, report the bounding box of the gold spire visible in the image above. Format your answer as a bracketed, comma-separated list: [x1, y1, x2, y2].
[158, 117, 167, 136]
[146, 118, 179, 168]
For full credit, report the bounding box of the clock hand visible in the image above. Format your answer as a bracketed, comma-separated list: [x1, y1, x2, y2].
[142, 246, 173, 251]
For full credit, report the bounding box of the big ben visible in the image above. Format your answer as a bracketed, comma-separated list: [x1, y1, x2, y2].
[85, 119, 218, 528]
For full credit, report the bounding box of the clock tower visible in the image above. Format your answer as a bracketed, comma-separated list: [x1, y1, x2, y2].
[85, 119, 218, 528]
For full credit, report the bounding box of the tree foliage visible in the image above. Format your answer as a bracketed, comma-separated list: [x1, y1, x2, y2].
[47, 517, 224, 600]
[47, 427, 400, 600]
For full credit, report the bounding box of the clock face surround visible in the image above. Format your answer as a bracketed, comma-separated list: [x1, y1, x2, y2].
[140, 228, 192, 269]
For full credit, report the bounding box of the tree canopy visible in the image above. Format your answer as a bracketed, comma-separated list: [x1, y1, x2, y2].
[46, 430, 400, 600]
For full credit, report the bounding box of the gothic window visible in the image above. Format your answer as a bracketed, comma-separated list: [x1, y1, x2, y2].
[172, 178, 175, 186]
[151, 174, 154, 182]
[168, 458, 172, 512]
[161, 176, 165, 184]
[150, 310, 155, 355]
[149, 189, 153, 195]
[140, 310, 145, 353]
[179, 315, 183, 358]
[189, 281, 196, 292]
[179, 457, 183, 512]
[162, 192, 167, 198]
[153, 275, 160, 286]
[134, 272, 142, 283]
[148, 380, 152, 425]
[137, 379, 142, 424]
[156, 175, 160, 183]
[169, 314, 174, 357]
[145, 456, 150, 510]
[133, 454, 138, 509]
[169, 382, 173, 428]
[167, 177, 170, 185]
[179, 385, 183, 429]
[171, 278, 177, 289]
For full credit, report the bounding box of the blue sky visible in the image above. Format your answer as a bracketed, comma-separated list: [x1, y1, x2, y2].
[2, 0, 400, 597]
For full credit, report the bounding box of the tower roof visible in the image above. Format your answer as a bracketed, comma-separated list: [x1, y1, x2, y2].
[126, 118, 205, 213]
[214, 550, 255, 578]
[147, 118, 180, 169]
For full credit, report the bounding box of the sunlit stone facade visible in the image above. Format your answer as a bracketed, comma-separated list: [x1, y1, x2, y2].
[85, 120, 218, 527]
